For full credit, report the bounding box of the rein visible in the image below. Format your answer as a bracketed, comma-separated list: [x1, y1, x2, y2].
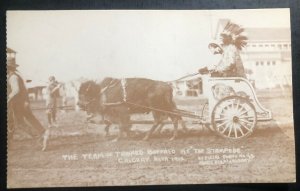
[170, 72, 200, 82]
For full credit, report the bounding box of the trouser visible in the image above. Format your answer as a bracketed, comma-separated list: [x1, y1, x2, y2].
[46, 98, 57, 124]
[7, 108, 15, 148]
[9, 101, 45, 137]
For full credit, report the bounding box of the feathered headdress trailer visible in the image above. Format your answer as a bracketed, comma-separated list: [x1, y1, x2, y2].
[220, 21, 248, 50]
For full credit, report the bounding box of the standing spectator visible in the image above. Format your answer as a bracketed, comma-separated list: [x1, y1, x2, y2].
[7, 61, 47, 149]
[46, 76, 61, 128]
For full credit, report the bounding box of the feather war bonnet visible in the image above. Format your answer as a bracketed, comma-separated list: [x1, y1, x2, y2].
[220, 21, 248, 50]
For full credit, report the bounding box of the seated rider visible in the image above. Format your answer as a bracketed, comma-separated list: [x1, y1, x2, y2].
[199, 21, 247, 78]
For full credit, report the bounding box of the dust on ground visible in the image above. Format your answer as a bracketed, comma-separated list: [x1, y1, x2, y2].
[7, 90, 295, 188]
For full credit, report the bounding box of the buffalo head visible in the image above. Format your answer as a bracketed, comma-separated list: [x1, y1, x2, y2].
[77, 80, 101, 113]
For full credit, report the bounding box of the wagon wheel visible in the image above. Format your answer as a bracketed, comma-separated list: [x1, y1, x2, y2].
[211, 96, 257, 139]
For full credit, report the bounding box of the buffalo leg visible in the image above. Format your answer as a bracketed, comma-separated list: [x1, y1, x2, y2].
[103, 119, 112, 137]
[153, 122, 165, 135]
[112, 114, 131, 142]
[113, 123, 125, 141]
[179, 118, 188, 133]
[111, 122, 123, 142]
[104, 124, 110, 137]
[122, 115, 132, 139]
[143, 122, 160, 141]
[169, 116, 179, 141]
[116, 123, 131, 140]
[143, 113, 163, 140]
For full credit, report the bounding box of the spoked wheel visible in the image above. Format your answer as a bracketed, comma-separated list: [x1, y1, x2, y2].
[211, 96, 257, 139]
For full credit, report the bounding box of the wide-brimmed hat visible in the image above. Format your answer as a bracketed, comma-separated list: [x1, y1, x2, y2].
[7, 61, 19, 69]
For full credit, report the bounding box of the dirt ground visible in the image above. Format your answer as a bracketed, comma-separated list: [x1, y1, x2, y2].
[7, 90, 295, 188]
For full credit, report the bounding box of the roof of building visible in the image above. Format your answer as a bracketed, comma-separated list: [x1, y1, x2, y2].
[245, 28, 291, 41]
[214, 19, 291, 41]
[25, 80, 47, 89]
[6, 47, 16, 53]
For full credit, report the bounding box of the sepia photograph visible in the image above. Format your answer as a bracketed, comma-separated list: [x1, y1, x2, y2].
[6, 9, 295, 188]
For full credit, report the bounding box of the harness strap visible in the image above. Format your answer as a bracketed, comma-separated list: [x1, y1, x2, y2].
[100, 79, 118, 95]
[91, 78, 126, 108]
[125, 101, 202, 119]
[102, 101, 124, 106]
[121, 78, 127, 102]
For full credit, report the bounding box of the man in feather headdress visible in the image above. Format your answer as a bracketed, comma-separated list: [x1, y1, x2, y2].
[199, 21, 247, 78]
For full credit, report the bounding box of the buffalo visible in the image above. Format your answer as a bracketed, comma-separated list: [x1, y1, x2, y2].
[78, 77, 187, 141]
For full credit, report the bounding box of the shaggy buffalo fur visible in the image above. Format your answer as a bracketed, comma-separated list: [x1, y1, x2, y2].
[78, 77, 187, 140]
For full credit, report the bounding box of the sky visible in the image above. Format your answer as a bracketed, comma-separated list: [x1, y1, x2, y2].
[7, 9, 290, 84]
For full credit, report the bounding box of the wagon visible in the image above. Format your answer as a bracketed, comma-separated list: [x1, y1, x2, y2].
[171, 75, 272, 139]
